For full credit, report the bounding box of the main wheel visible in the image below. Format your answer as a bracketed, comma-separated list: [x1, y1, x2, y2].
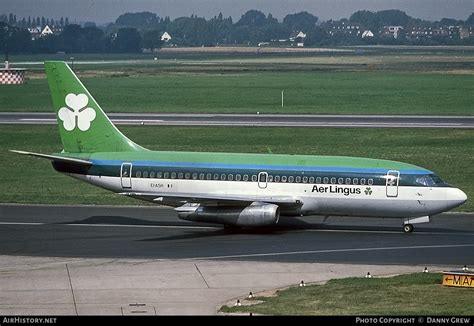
[403, 224, 414, 233]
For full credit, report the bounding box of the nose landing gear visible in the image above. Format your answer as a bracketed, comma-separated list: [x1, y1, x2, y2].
[402, 216, 430, 233]
[403, 224, 414, 233]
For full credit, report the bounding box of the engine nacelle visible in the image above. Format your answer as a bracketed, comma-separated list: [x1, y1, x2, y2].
[176, 202, 280, 227]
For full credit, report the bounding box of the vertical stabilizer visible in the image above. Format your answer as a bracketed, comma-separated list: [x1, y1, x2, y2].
[45, 61, 146, 153]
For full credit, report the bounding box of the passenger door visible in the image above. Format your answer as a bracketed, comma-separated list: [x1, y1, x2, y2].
[258, 172, 268, 189]
[386, 170, 399, 197]
[121, 163, 132, 189]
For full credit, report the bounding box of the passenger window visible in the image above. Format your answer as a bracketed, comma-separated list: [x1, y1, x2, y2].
[221, 174, 226, 181]
[171, 172, 177, 179]
[281, 176, 287, 183]
[288, 176, 294, 183]
[368, 178, 373, 185]
[150, 172, 155, 179]
[236, 174, 242, 181]
[360, 178, 366, 185]
[353, 178, 358, 185]
[274, 176, 280, 182]
[157, 172, 162, 179]
[192, 173, 198, 180]
[309, 177, 315, 183]
[345, 178, 351, 185]
[143, 171, 148, 178]
[251, 175, 257, 182]
[302, 176, 308, 183]
[164, 172, 169, 179]
[338, 177, 343, 184]
[331, 177, 336, 184]
[199, 173, 205, 180]
[185, 173, 190, 179]
[268, 175, 273, 182]
[178, 173, 183, 179]
[316, 177, 321, 184]
[243, 175, 249, 181]
[214, 174, 219, 180]
[206, 173, 212, 180]
[136, 171, 142, 178]
[323, 177, 329, 184]
[296, 176, 301, 183]
[228, 174, 233, 181]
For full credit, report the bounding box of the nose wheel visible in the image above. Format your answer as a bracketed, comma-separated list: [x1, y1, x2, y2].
[403, 224, 414, 233]
[402, 216, 430, 233]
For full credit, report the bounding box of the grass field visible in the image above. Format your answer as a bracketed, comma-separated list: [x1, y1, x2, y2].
[1, 49, 474, 115]
[0, 125, 472, 211]
[220, 273, 474, 315]
[1, 71, 473, 115]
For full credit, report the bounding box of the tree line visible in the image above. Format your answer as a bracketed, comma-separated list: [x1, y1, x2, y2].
[0, 13, 69, 29]
[1, 9, 474, 54]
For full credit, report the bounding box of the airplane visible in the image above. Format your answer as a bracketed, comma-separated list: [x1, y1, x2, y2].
[12, 61, 467, 233]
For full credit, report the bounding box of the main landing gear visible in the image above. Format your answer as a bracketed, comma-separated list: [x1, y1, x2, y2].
[402, 216, 430, 233]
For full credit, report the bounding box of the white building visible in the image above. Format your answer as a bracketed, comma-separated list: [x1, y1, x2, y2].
[161, 32, 172, 42]
[27, 27, 41, 40]
[383, 26, 404, 39]
[41, 25, 54, 37]
[289, 31, 307, 47]
[361, 30, 374, 38]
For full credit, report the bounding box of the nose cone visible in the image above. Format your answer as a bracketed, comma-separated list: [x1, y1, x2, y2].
[446, 188, 467, 210]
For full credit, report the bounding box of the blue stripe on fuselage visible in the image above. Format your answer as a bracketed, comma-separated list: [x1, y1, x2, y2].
[90, 159, 431, 175]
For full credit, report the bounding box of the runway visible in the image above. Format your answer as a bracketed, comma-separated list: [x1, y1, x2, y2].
[1, 204, 473, 265]
[1, 112, 473, 128]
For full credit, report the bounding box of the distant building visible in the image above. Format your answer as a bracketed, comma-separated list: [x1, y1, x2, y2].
[460, 26, 474, 39]
[161, 32, 172, 42]
[446, 25, 461, 39]
[51, 26, 63, 34]
[27, 27, 41, 40]
[41, 25, 54, 37]
[361, 30, 374, 38]
[409, 26, 434, 39]
[27, 25, 63, 40]
[289, 31, 307, 47]
[382, 26, 404, 39]
[324, 20, 361, 37]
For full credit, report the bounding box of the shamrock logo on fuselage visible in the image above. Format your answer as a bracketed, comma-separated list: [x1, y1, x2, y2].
[365, 187, 373, 195]
[58, 93, 96, 131]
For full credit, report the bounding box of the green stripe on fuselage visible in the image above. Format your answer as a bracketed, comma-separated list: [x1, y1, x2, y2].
[56, 150, 427, 172]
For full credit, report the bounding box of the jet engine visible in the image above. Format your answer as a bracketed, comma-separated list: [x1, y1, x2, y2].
[176, 202, 280, 227]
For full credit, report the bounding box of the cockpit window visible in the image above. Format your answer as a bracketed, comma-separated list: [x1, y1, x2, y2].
[431, 175, 448, 186]
[415, 176, 436, 186]
[413, 174, 449, 187]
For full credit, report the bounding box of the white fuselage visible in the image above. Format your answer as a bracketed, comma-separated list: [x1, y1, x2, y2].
[71, 173, 465, 218]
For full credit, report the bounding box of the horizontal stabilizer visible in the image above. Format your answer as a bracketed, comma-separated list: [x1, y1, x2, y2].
[10, 150, 92, 165]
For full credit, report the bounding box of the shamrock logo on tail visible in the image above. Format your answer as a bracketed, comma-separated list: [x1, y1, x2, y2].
[58, 93, 96, 131]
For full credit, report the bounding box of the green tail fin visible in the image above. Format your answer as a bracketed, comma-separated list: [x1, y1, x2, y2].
[45, 61, 146, 153]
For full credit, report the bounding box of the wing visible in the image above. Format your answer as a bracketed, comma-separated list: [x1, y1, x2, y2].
[120, 191, 303, 208]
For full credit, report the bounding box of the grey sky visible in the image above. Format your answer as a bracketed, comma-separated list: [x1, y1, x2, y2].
[3, 0, 473, 24]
